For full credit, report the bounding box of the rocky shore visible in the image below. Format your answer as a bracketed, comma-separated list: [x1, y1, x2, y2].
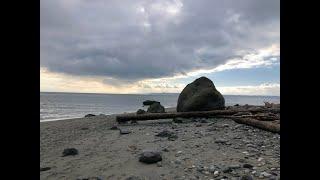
[40, 106, 280, 180]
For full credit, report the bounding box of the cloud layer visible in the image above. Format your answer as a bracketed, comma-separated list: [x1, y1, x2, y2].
[41, 0, 279, 83]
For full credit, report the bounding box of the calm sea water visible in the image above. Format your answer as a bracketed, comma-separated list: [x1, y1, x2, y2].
[40, 92, 280, 121]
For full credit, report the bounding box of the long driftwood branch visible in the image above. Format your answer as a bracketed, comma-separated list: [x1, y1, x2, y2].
[227, 117, 280, 133]
[116, 108, 280, 133]
[116, 108, 279, 122]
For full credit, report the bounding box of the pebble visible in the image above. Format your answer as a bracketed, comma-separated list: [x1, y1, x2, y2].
[139, 150, 162, 164]
[243, 164, 254, 169]
[110, 125, 118, 130]
[213, 171, 219, 176]
[260, 172, 272, 178]
[215, 138, 228, 144]
[62, 148, 78, 157]
[40, 167, 51, 172]
[240, 175, 254, 180]
[119, 129, 131, 135]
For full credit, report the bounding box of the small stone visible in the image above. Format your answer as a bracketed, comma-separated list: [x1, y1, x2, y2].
[209, 165, 215, 173]
[229, 164, 241, 169]
[215, 138, 228, 144]
[257, 157, 263, 162]
[139, 150, 162, 164]
[40, 167, 51, 172]
[157, 162, 163, 167]
[222, 167, 233, 173]
[119, 129, 131, 135]
[243, 164, 254, 169]
[240, 175, 254, 180]
[260, 172, 272, 178]
[175, 159, 182, 164]
[62, 148, 78, 157]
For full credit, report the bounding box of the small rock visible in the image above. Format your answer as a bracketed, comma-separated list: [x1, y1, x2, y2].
[119, 129, 131, 135]
[260, 172, 272, 178]
[40, 167, 51, 172]
[157, 161, 163, 167]
[222, 167, 233, 173]
[139, 150, 162, 164]
[175, 159, 182, 164]
[213, 171, 219, 176]
[215, 138, 228, 144]
[209, 165, 215, 173]
[62, 148, 78, 157]
[240, 175, 254, 180]
[243, 164, 254, 169]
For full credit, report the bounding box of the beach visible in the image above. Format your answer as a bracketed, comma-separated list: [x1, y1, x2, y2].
[40, 107, 280, 180]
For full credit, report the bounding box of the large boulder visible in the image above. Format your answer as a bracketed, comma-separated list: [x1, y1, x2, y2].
[177, 77, 225, 112]
[147, 102, 165, 113]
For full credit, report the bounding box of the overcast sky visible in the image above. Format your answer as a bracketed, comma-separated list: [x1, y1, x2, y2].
[40, 0, 280, 96]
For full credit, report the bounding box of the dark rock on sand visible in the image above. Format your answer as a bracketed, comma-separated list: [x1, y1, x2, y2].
[119, 129, 131, 134]
[136, 109, 146, 114]
[84, 114, 96, 118]
[243, 163, 254, 169]
[40, 167, 51, 172]
[143, 100, 160, 106]
[147, 102, 165, 113]
[139, 150, 162, 164]
[177, 77, 225, 112]
[62, 148, 78, 157]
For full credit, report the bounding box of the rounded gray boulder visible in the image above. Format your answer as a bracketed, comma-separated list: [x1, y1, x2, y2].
[147, 102, 165, 113]
[177, 77, 225, 112]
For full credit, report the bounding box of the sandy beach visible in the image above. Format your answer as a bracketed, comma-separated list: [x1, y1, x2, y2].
[40, 107, 280, 180]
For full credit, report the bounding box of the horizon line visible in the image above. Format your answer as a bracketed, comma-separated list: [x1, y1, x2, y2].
[40, 91, 280, 97]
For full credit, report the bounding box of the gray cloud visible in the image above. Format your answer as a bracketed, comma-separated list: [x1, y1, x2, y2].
[41, 0, 279, 81]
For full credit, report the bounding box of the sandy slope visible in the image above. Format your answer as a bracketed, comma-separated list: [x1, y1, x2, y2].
[40, 108, 280, 180]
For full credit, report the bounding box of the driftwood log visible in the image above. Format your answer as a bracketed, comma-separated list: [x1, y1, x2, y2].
[116, 108, 280, 133]
[116, 108, 279, 123]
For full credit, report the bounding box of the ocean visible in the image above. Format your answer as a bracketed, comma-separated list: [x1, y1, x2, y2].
[40, 92, 280, 122]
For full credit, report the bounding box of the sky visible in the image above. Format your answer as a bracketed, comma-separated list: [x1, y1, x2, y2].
[40, 0, 280, 96]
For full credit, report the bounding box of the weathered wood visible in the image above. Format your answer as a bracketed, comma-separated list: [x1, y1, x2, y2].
[228, 117, 280, 133]
[116, 108, 279, 123]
